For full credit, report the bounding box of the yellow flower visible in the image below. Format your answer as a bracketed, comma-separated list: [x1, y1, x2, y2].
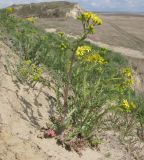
[6, 7, 13, 14]
[121, 99, 136, 112]
[121, 68, 134, 86]
[125, 79, 134, 85]
[26, 17, 35, 23]
[76, 46, 92, 58]
[85, 53, 105, 64]
[122, 68, 132, 78]
[122, 99, 130, 108]
[80, 12, 91, 21]
[78, 12, 102, 26]
[91, 14, 102, 25]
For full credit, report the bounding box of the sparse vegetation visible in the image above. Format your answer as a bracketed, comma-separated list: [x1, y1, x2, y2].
[0, 7, 144, 154]
[11, 1, 81, 18]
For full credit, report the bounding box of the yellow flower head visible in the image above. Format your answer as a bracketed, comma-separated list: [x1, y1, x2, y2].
[122, 68, 132, 78]
[85, 53, 106, 64]
[121, 99, 136, 112]
[91, 14, 102, 25]
[125, 79, 134, 85]
[76, 46, 92, 58]
[122, 99, 130, 108]
[122, 68, 134, 86]
[6, 7, 13, 14]
[78, 12, 102, 26]
[26, 17, 35, 23]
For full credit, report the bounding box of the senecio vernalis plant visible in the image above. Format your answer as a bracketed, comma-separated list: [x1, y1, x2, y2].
[0, 8, 139, 145]
[63, 12, 103, 113]
[55, 12, 136, 139]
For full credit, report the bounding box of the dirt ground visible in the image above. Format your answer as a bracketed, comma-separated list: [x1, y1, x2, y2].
[36, 14, 144, 53]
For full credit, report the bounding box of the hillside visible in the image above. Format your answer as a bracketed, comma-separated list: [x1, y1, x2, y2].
[11, 1, 83, 18]
[1, 5, 144, 160]
[0, 34, 143, 160]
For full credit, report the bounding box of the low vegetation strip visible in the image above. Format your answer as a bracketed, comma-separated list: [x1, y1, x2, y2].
[0, 7, 144, 156]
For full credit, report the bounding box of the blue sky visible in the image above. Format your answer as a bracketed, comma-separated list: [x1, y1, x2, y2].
[0, 0, 144, 12]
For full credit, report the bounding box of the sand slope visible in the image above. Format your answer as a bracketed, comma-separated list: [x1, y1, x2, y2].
[0, 41, 144, 160]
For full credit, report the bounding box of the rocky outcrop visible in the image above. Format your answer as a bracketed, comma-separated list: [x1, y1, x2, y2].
[66, 3, 83, 18]
[11, 1, 83, 19]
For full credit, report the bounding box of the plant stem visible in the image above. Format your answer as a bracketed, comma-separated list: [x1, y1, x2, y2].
[62, 33, 88, 119]
[63, 51, 75, 111]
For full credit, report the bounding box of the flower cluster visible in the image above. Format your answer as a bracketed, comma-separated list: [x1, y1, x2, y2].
[122, 68, 132, 78]
[85, 53, 106, 64]
[26, 17, 35, 23]
[17, 60, 43, 82]
[76, 46, 106, 65]
[122, 68, 134, 86]
[6, 7, 13, 14]
[121, 99, 136, 113]
[78, 12, 102, 26]
[76, 46, 92, 58]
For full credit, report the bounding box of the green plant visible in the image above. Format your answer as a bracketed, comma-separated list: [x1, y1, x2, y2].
[15, 60, 43, 84]
[0, 9, 142, 149]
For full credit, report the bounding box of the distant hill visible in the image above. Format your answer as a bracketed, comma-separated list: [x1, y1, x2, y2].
[11, 1, 83, 18]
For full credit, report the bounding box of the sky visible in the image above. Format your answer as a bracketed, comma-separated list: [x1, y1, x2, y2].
[0, 0, 144, 12]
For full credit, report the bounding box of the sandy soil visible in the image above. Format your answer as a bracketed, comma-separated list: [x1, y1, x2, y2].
[90, 14, 144, 53]
[1, 41, 144, 159]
